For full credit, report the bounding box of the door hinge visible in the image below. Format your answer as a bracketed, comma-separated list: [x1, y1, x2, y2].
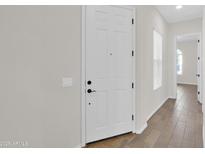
[132, 18, 134, 25]
[132, 114, 134, 121]
[132, 50, 134, 56]
[132, 82, 134, 89]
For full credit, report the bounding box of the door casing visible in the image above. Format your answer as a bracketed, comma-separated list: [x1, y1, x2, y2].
[81, 5, 136, 147]
[173, 33, 203, 103]
[197, 37, 202, 103]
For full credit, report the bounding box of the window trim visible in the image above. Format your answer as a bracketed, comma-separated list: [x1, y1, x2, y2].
[153, 29, 163, 90]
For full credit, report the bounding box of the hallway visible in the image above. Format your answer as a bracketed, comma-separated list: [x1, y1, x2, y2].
[87, 84, 203, 148]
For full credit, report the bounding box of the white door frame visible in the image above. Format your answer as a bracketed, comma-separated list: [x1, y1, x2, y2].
[173, 33, 203, 102]
[197, 35, 202, 103]
[81, 5, 136, 147]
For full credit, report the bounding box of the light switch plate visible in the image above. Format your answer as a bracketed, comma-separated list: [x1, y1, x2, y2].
[62, 77, 72, 87]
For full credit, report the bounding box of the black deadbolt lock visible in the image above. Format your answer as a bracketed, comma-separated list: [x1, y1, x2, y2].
[87, 80, 92, 85]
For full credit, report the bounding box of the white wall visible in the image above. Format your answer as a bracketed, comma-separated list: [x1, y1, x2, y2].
[135, 6, 169, 132]
[0, 6, 81, 148]
[177, 41, 198, 85]
[168, 18, 202, 98]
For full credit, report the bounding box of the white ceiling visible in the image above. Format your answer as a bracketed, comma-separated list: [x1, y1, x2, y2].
[156, 5, 203, 23]
[177, 33, 200, 42]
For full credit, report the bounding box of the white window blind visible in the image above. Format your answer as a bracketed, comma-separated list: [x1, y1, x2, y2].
[153, 30, 162, 90]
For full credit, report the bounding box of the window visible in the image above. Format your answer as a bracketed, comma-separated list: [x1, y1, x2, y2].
[177, 49, 183, 75]
[153, 30, 162, 90]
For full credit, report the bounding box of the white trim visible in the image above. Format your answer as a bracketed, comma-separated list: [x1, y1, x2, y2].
[177, 82, 197, 85]
[173, 35, 177, 99]
[131, 6, 136, 134]
[198, 34, 203, 103]
[174, 32, 203, 101]
[136, 97, 169, 135]
[81, 5, 86, 147]
[203, 124, 205, 147]
[146, 97, 169, 121]
[168, 97, 177, 100]
[81, 6, 136, 145]
[135, 123, 147, 134]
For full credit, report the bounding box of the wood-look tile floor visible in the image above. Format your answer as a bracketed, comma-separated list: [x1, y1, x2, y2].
[86, 84, 203, 148]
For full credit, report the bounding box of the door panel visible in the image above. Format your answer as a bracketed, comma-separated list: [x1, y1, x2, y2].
[109, 7, 133, 136]
[86, 6, 133, 143]
[86, 6, 111, 143]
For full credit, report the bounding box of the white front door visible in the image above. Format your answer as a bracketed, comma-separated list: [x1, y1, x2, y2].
[85, 6, 134, 143]
[197, 39, 202, 103]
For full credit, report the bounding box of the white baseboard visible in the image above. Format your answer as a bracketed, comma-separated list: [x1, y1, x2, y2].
[135, 123, 148, 134]
[135, 97, 169, 135]
[203, 106, 205, 147]
[146, 97, 169, 121]
[168, 96, 177, 100]
[177, 82, 197, 86]
[203, 101, 204, 147]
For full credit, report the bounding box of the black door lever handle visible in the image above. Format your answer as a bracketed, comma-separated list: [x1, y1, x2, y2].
[87, 89, 96, 93]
